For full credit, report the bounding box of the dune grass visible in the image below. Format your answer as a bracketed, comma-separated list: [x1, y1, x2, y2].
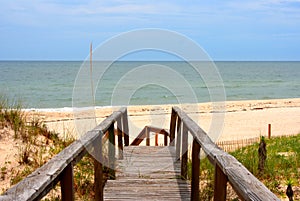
[189, 134, 300, 200]
[0, 95, 96, 200]
[231, 134, 300, 197]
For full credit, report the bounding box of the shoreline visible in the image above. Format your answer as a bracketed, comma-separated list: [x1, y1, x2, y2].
[23, 97, 300, 113]
[22, 98, 300, 142]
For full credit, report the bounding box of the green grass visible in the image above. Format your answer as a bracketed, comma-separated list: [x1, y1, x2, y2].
[231, 134, 300, 195]
[190, 134, 300, 199]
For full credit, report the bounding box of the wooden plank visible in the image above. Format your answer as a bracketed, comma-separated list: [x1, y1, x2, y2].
[108, 123, 116, 179]
[191, 138, 200, 201]
[122, 109, 129, 146]
[146, 127, 150, 146]
[181, 123, 188, 180]
[175, 117, 182, 161]
[60, 163, 74, 201]
[93, 135, 103, 201]
[169, 108, 177, 146]
[117, 116, 123, 159]
[104, 146, 191, 200]
[214, 164, 227, 201]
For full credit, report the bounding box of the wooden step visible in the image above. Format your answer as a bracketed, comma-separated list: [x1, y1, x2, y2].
[104, 146, 191, 200]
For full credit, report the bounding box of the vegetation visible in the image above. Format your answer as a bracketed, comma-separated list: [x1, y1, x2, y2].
[0, 95, 97, 200]
[190, 134, 300, 200]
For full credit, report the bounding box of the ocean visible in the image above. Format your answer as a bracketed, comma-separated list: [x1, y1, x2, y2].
[0, 61, 299, 109]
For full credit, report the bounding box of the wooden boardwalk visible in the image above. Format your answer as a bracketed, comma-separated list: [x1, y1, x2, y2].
[104, 146, 191, 200]
[0, 107, 279, 201]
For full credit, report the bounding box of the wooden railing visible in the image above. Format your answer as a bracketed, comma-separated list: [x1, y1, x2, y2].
[130, 126, 169, 146]
[0, 107, 129, 201]
[169, 106, 279, 201]
[1, 106, 280, 201]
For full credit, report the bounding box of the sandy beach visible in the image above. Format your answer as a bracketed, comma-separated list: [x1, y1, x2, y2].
[29, 98, 300, 142]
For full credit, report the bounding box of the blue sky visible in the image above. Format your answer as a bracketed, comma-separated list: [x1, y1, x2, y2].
[0, 0, 300, 61]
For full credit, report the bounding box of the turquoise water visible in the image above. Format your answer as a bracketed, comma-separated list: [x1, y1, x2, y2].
[0, 61, 299, 108]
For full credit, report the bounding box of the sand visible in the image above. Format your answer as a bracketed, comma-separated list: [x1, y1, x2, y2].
[27, 98, 300, 142]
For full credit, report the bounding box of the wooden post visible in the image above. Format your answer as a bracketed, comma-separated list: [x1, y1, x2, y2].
[268, 124, 271, 139]
[122, 110, 129, 146]
[181, 123, 188, 180]
[169, 108, 177, 146]
[108, 123, 115, 179]
[176, 117, 182, 161]
[94, 134, 103, 201]
[155, 134, 158, 146]
[61, 163, 74, 201]
[214, 164, 228, 201]
[117, 117, 123, 159]
[146, 127, 150, 146]
[191, 138, 200, 201]
[164, 133, 168, 146]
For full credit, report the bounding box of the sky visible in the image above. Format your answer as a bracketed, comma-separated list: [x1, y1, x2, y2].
[0, 0, 300, 61]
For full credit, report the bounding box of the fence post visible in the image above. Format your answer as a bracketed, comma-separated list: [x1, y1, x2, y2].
[117, 116, 123, 159]
[123, 109, 129, 146]
[191, 138, 200, 201]
[176, 117, 182, 161]
[181, 123, 188, 179]
[61, 163, 74, 201]
[268, 124, 271, 139]
[108, 123, 115, 179]
[94, 134, 103, 201]
[169, 108, 177, 146]
[214, 164, 228, 201]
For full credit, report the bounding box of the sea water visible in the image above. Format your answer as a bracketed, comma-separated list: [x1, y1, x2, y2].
[0, 61, 299, 109]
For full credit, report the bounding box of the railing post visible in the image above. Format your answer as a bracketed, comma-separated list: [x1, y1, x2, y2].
[117, 116, 123, 159]
[214, 164, 228, 201]
[191, 138, 200, 201]
[155, 133, 158, 146]
[108, 123, 115, 179]
[146, 126, 150, 146]
[164, 133, 168, 146]
[61, 163, 74, 201]
[122, 109, 129, 146]
[169, 108, 177, 146]
[176, 117, 182, 161]
[181, 123, 188, 179]
[94, 134, 103, 201]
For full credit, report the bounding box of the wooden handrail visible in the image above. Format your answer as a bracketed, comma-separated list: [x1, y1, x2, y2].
[0, 107, 129, 201]
[170, 106, 279, 201]
[130, 126, 169, 146]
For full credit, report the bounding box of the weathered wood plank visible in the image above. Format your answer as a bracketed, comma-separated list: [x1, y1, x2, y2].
[60, 163, 74, 201]
[191, 138, 200, 201]
[175, 117, 182, 161]
[104, 146, 191, 200]
[169, 108, 177, 146]
[181, 123, 188, 180]
[214, 164, 227, 201]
